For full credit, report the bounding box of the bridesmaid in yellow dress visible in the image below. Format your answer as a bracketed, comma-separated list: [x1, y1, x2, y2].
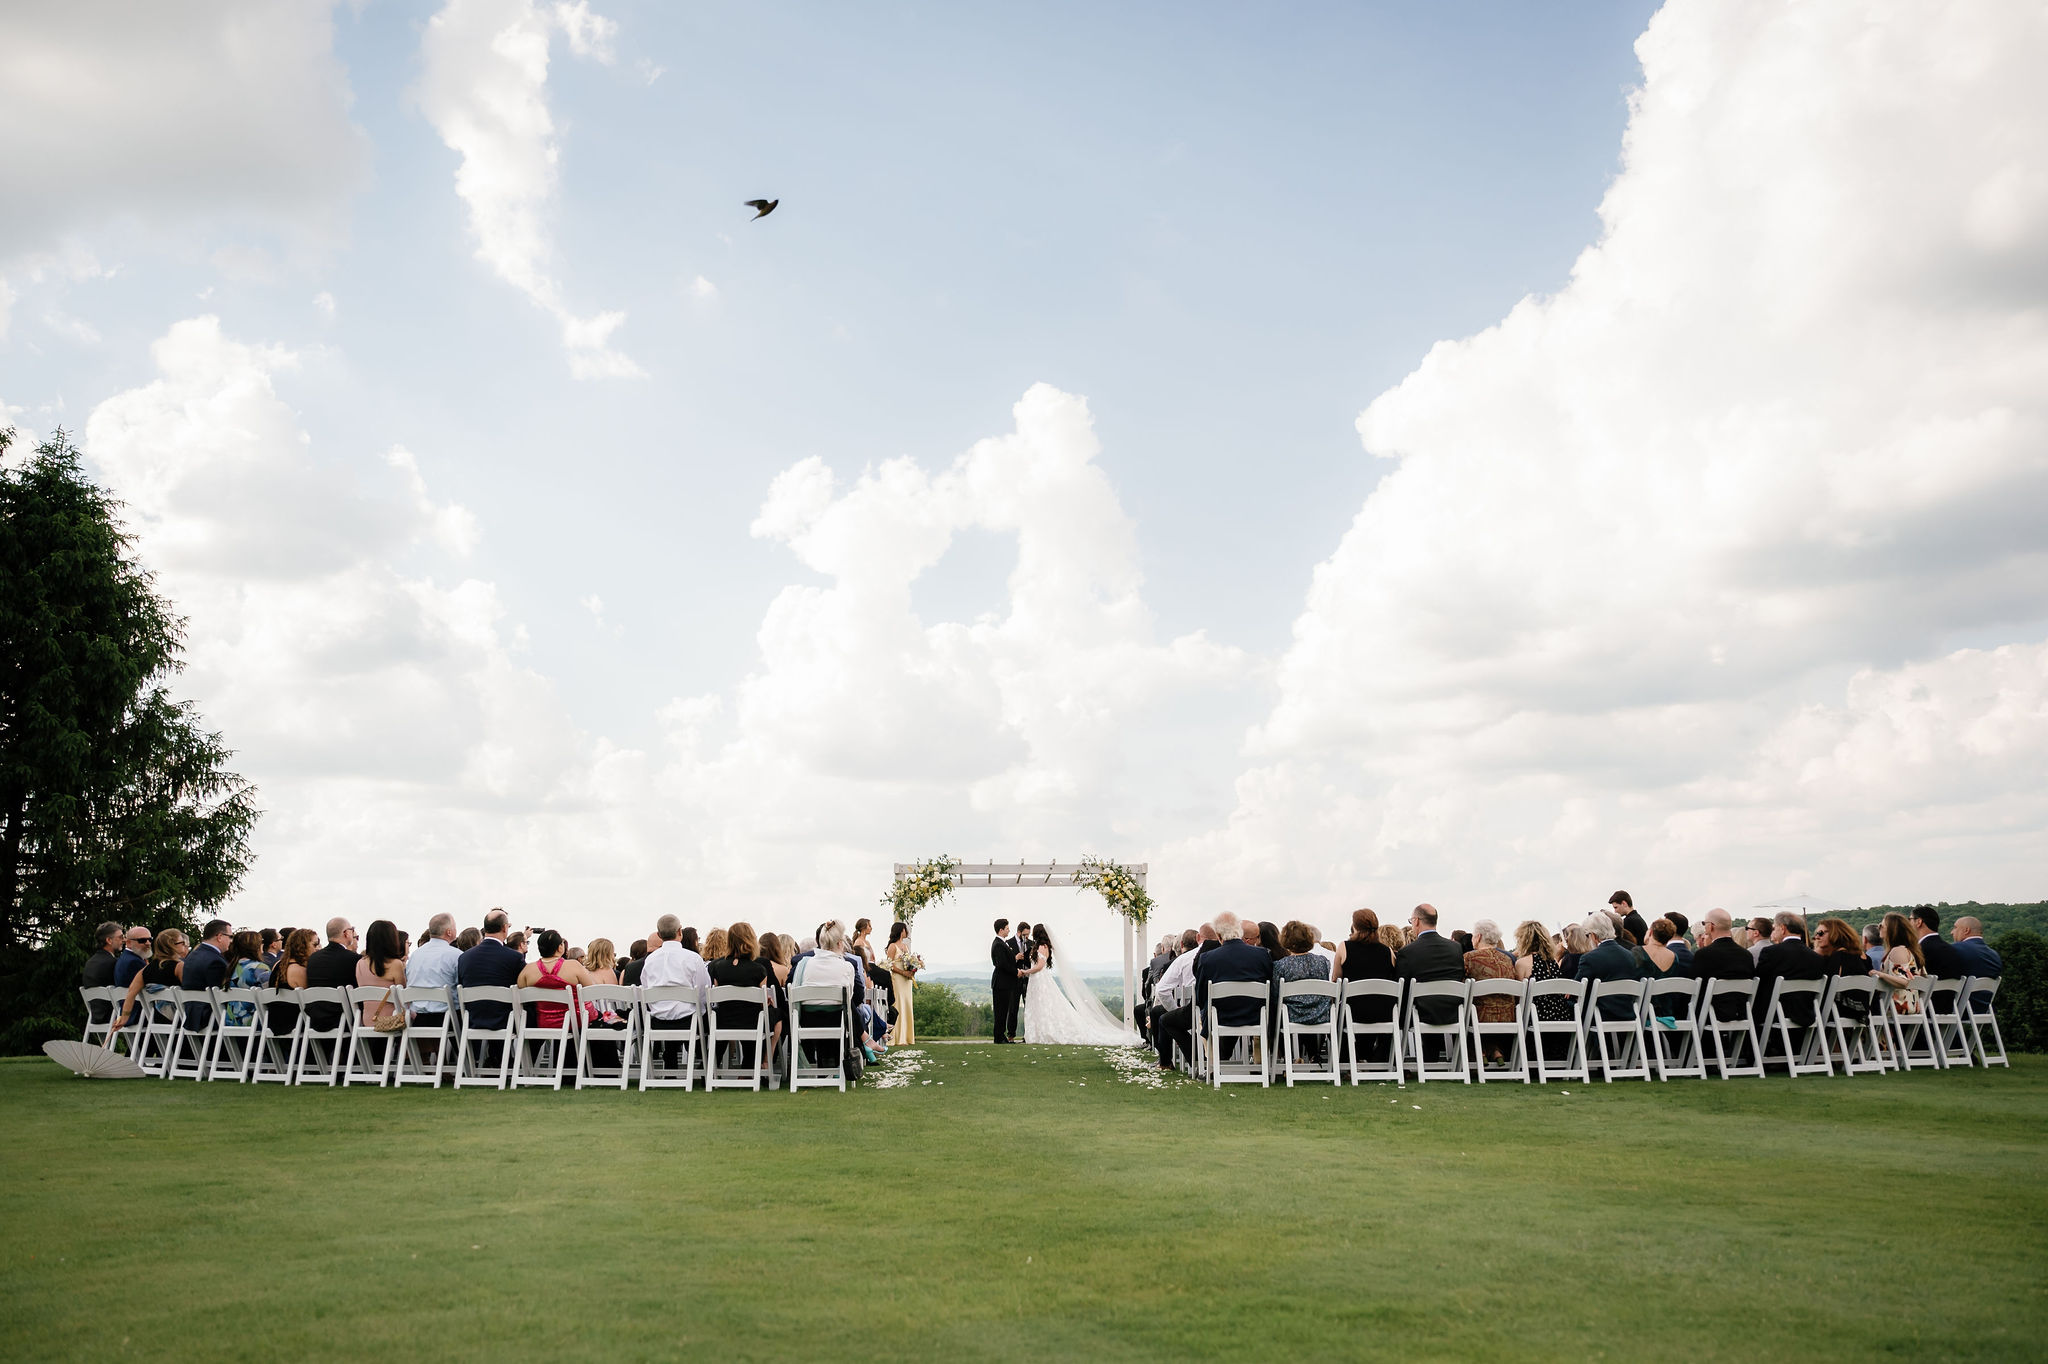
[886, 922, 919, 1045]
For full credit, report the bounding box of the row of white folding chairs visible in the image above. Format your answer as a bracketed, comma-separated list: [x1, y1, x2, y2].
[1154, 971, 2009, 1089]
[78, 981, 862, 1093]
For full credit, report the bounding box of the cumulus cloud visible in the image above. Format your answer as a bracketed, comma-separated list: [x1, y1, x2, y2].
[1173, 0, 2048, 924]
[0, 0, 366, 260]
[417, 0, 642, 379]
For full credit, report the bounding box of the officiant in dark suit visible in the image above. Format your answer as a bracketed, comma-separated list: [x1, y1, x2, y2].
[990, 919, 1022, 1043]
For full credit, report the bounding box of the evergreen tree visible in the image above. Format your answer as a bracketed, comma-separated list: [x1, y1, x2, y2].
[0, 428, 259, 1052]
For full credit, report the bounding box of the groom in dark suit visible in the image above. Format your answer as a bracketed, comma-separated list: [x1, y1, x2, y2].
[990, 919, 1021, 1043]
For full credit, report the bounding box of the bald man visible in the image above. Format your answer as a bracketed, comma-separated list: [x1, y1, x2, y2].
[1951, 916, 2002, 1010]
[1691, 909, 1756, 1023]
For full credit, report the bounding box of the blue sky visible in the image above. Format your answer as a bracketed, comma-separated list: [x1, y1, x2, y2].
[4, 0, 2041, 967]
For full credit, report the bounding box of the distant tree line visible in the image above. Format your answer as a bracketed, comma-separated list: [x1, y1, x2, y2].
[1, 430, 258, 1054]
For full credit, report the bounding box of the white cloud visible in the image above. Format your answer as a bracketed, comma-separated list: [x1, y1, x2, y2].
[40, 311, 100, 346]
[312, 290, 337, 321]
[416, 0, 643, 379]
[1172, 0, 2048, 926]
[688, 274, 717, 299]
[0, 0, 367, 260]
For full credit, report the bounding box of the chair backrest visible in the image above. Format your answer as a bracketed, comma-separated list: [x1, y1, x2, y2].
[788, 984, 847, 1007]
[457, 985, 518, 1030]
[1646, 978, 1699, 1006]
[1924, 978, 1964, 1014]
[580, 986, 637, 1009]
[1468, 979, 1526, 1000]
[1588, 978, 1645, 1018]
[1962, 976, 2001, 1008]
[1278, 980, 1339, 1000]
[348, 984, 395, 1007]
[398, 986, 451, 1009]
[1342, 978, 1402, 1001]
[1826, 977, 1879, 1006]
[1407, 981, 1468, 1000]
[213, 986, 263, 1023]
[1701, 977, 1758, 1018]
[708, 984, 769, 1005]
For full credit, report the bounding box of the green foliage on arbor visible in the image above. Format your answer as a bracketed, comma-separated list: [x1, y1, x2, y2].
[0, 428, 260, 1053]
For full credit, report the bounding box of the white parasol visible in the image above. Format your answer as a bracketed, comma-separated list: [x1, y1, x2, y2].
[1753, 893, 1856, 914]
[43, 1039, 150, 1078]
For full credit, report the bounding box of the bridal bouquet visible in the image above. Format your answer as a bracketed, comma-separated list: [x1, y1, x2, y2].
[894, 952, 926, 976]
[1074, 855, 1154, 927]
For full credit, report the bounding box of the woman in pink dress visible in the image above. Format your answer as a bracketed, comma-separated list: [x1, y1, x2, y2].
[516, 929, 597, 1030]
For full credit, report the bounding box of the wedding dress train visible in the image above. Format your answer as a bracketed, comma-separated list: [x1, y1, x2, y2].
[1020, 940, 1140, 1046]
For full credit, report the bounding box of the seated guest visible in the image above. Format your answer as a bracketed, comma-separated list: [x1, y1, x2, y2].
[709, 922, 774, 1069]
[1188, 912, 1274, 1066]
[81, 921, 124, 1024]
[1240, 919, 1264, 958]
[1275, 919, 1335, 1020]
[1664, 912, 1694, 972]
[1862, 923, 1886, 972]
[1911, 904, 1967, 1016]
[1463, 920, 1517, 1063]
[1451, 929, 1475, 956]
[584, 939, 619, 986]
[702, 927, 729, 966]
[357, 919, 408, 1031]
[1514, 922, 1576, 1054]
[1875, 912, 1927, 1014]
[1258, 920, 1283, 966]
[260, 928, 282, 967]
[180, 919, 234, 1031]
[1573, 914, 1642, 1020]
[1951, 917, 2001, 1008]
[114, 926, 153, 1025]
[1149, 928, 1207, 1069]
[406, 914, 462, 1033]
[792, 921, 860, 1069]
[1753, 911, 1826, 1031]
[505, 930, 529, 959]
[223, 930, 271, 1027]
[1336, 909, 1397, 1013]
[1638, 919, 1688, 980]
[1745, 917, 1773, 964]
[1813, 916, 1874, 1021]
[264, 928, 317, 1038]
[1691, 909, 1756, 1021]
[1557, 922, 1588, 979]
[455, 911, 524, 1050]
[1396, 904, 1465, 1036]
[515, 928, 595, 1032]
[565, 946, 584, 963]
[455, 926, 482, 953]
[303, 918, 362, 1034]
[108, 928, 187, 1043]
[1379, 923, 1410, 954]
[641, 914, 712, 1066]
[760, 931, 794, 1058]
[619, 936, 650, 988]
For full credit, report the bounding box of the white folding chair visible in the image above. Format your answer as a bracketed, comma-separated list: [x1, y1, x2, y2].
[130, 986, 180, 1074]
[788, 984, 852, 1092]
[291, 987, 351, 1085]
[1468, 979, 1529, 1083]
[707, 984, 772, 1091]
[162, 988, 215, 1081]
[576, 986, 639, 1089]
[512, 987, 577, 1089]
[206, 987, 264, 1081]
[1585, 980, 1650, 1082]
[1700, 979, 1764, 1079]
[1403, 981, 1469, 1084]
[1341, 979, 1405, 1085]
[343, 985, 401, 1086]
[1960, 976, 2009, 1069]
[1924, 978, 1972, 1068]
[1644, 977, 1704, 1080]
[1817, 976, 1887, 1075]
[249, 988, 299, 1083]
[1277, 980, 1341, 1085]
[452, 986, 517, 1089]
[78, 986, 121, 1049]
[1886, 978, 1943, 1070]
[393, 988, 453, 1088]
[638, 986, 704, 1090]
[1526, 978, 1589, 1083]
[1205, 982, 1271, 1087]
[1760, 979, 1832, 1077]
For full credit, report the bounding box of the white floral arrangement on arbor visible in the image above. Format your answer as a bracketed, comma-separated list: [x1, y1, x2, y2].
[1073, 855, 1154, 927]
[884, 856, 959, 926]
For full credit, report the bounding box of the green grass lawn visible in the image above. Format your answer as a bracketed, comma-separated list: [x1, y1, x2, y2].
[4, 1047, 2044, 1362]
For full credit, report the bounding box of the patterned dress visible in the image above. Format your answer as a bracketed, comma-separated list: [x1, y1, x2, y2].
[1526, 954, 1574, 1021]
[1275, 952, 1333, 1024]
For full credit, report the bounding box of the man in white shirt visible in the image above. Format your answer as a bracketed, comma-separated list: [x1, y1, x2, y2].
[793, 921, 859, 1070]
[642, 914, 711, 1018]
[407, 912, 461, 1028]
[1149, 925, 1211, 1069]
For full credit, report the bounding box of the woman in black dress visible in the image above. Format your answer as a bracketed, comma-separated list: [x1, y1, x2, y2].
[709, 922, 774, 1072]
[1335, 909, 1398, 1063]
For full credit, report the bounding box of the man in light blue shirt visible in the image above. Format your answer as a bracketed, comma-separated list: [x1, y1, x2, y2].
[407, 912, 461, 1027]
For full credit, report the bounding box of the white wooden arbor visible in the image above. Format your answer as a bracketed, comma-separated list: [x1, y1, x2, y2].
[892, 861, 1148, 1029]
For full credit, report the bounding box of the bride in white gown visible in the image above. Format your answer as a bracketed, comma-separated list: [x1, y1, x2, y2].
[1020, 925, 1141, 1046]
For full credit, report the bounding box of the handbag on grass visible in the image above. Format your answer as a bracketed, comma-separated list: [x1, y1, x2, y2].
[372, 981, 408, 1034]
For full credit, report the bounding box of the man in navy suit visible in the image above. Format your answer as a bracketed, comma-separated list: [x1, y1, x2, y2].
[1950, 916, 2002, 1009]
[1912, 905, 1967, 1012]
[457, 909, 526, 1037]
[1193, 911, 1273, 1069]
[180, 919, 234, 1031]
[1665, 912, 1695, 973]
[1754, 912, 1827, 1032]
[1395, 904, 1466, 1025]
[1574, 915, 1642, 1021]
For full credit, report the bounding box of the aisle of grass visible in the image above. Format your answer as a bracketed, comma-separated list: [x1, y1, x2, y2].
[3, 1048, 2044, 1362]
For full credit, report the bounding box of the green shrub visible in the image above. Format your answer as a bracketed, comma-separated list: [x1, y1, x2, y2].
[915, 979, 967, 1036]
[1991, 929, 2047, 1053]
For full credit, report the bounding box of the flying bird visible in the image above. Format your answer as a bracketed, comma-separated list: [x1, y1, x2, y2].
[745, 198, 779, 220]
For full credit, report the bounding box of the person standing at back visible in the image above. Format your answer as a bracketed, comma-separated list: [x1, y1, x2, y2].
[1609, 892, 1647, 950]
[303, 918, 361, 1033]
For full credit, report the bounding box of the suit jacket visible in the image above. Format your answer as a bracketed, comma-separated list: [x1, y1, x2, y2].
[1953, 937, 2001, 1007]
[1668, 940, 1695, 973]
[457, 938, 526, 1031]
[1575, 940, 1643, 1021]
[1195, 940, 1273, 1028]
[180, 942, 230, 1029]
[1755, 937, 1827, 1025]
[81, 948, 118, 1022]
[1691, 937, 1755, 1021]
[1621, 909, 1648, 945]
[303, 941, 361, 1031]
[1917, 933, 1967, 1012]
[1144, 951, 1173, 1000]
[1396, 931, 1466, 1025]
[990, 936, 1021, 990]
